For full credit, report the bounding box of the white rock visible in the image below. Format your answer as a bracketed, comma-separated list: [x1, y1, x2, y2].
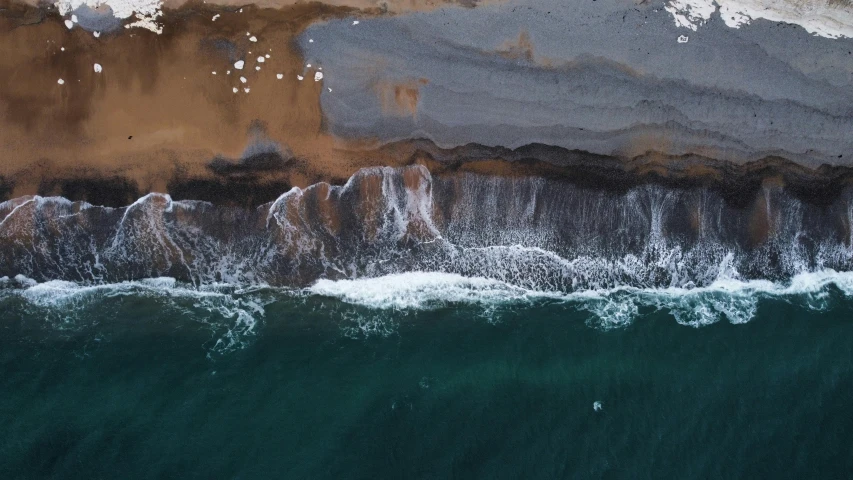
[232, 87, 238, 93]
[212, 71, 217, 75]
[212, 14, 220, 21]
[255, 66, 261, 71]
[249, 36, 257, 42]
[257, 56, 265, 63]
[243, 87, 250, 93]
[71, 14, 78, 23]
[314, 71, 323, 81]
[93, 31, 101, 38]
[64, 20, 74, 29]
[276, 73, 283, 79]
[239, 76, 247, 83]
[57, 78, 65, 85]
[265, 54, 270, 59]
[93, 63, 102, 73]
[296, 75, 303, 81]
[677, 35, 689, 43]
[234, 60, 244, 70]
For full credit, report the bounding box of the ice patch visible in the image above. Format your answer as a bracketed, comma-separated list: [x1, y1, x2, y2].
[234, 60, 244, 70]
[93, 63, 102, 73]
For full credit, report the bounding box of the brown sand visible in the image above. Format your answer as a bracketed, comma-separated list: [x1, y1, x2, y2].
[1, 0, 479, 199]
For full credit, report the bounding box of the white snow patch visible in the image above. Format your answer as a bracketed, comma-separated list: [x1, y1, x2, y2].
[55, 0, 164, 34]
[677, 34, 689, 43]
[249, 36, 257, 42]
[257, 56, 265, 63]
[276, 73, 283, 79]
[64, 19, 74, 29]
[239, 76, 247, 83]
[57, 78, 65, 85]
[211, 14, 219, 21]
[234, 60, 244, 70]
[314, 71, 323, 81]
[296, 75, 303, 81]
[93, 63, 102, 72]
[665, 0, 853, 38]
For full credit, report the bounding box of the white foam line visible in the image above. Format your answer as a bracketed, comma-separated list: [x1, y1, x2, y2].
[306, 269, 853, 323]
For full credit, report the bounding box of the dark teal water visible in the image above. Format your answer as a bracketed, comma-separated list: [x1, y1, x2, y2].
[2, 290, 853, 479]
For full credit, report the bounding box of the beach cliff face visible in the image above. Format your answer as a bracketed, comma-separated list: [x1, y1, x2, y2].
[0, 0, 852, 210]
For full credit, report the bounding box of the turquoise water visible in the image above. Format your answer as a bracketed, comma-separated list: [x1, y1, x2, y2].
[2, 281, 853, 479]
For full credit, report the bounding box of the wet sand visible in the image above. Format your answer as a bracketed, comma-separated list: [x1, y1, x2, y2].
[1, 0, 380, 200]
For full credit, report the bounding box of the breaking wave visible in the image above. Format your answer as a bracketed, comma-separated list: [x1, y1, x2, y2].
[308, 269, 853, 328]
[3, 164, 853, 333]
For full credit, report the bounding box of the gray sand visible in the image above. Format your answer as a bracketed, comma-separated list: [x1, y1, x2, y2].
[300, 0, 853, 165]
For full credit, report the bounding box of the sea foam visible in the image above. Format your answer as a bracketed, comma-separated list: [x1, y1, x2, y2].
[307, 269, 853, 327]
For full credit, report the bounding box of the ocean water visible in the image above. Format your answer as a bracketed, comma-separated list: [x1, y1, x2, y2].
[4, 165, 853, 477]
[2, 273, 853, 479]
